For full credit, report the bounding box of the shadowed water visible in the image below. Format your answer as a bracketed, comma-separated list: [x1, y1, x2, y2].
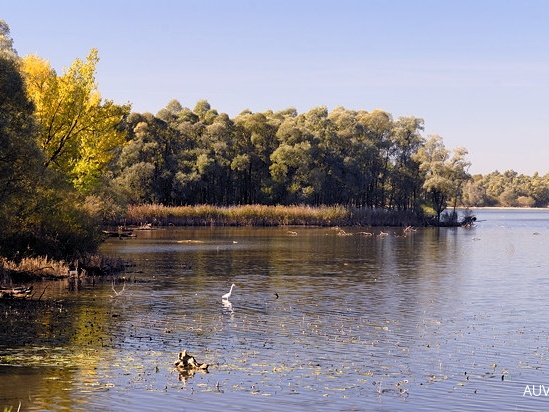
[2, 209, 549, 411]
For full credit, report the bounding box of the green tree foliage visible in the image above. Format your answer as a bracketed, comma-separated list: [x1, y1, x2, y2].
[270, 112, 316, 203]
[107, 100, 473, 219]
[233, 110, 279, 203]
[0, 60, 40, 195]
[0, 52, 43, 257]
[113, 112, 172, 203]
[414, 135, 471, 221]
[387, 116, 425, 210]
[0, 20, 17, 59]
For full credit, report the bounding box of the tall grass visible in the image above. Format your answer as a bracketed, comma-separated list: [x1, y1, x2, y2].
[123, 204, 350, 226]
[1, 254, 126, 283]
[121, 204, 426, 227]
[1, 256, 70, 281]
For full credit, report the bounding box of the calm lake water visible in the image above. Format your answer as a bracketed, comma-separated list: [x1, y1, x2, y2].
[2, 209, 549, 411]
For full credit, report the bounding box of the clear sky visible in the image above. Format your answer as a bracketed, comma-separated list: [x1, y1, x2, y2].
[3, 0, 549, 175]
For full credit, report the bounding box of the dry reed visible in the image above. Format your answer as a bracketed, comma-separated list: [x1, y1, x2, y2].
[0, 254, 126, 284]
[120, 204, 425, 227]
[1, 256, 70, 280]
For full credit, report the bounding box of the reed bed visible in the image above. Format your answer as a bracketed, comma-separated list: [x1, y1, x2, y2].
[0, 254, 126, 284]
[123, 204, 350, 226]
[121, 204, 426, 227]
[1, 256, 70, 280]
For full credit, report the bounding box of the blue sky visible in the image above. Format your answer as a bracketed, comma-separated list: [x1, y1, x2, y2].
[3, 0, 549, 175]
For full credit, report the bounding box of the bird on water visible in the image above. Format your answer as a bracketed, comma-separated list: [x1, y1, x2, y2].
[222, 283, 236, 300]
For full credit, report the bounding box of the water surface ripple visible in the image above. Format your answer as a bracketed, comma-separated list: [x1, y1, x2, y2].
[2, 209, 549, 411]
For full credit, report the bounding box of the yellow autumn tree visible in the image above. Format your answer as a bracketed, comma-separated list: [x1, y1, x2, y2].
[21, 48, 131, 193]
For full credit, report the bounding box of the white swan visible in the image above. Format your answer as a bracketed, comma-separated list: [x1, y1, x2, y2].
[222, 283, 235, 300]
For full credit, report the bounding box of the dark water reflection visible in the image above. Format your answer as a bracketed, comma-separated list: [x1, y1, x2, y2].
[2, 209, 549, 411]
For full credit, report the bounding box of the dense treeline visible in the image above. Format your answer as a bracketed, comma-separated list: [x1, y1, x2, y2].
[110, 100, 471, 218]
[1, 19, 547, 261]
[111, 100, 549, 211]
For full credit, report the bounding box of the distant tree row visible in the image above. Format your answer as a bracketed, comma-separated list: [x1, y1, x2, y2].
[463, 170, 549, 208]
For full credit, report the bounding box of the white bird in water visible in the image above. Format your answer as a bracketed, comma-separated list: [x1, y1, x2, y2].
[222, 283, 236, 300]
[222, 299, 233, 312]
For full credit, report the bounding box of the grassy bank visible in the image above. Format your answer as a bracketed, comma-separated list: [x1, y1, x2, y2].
[120, 204, 426, 227]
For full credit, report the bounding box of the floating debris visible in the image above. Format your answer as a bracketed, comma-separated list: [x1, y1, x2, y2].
[174, 350, 210, 375]
[102, 226, 136, 238]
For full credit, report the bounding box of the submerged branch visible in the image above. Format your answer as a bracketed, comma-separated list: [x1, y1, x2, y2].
[110, 280, 126, 298]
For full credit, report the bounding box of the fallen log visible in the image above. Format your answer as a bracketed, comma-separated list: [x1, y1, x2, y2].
[0, 286, 33, 299]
